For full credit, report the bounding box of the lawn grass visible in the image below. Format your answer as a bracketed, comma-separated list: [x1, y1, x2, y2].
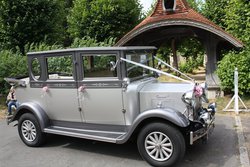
[216, 95, 250, 115]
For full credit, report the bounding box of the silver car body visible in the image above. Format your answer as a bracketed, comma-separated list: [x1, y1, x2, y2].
[6, 46, 215, 145]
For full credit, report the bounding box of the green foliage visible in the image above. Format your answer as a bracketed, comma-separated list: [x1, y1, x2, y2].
[179, 55, 204, 73]
[201, 0, 248, 95]
[202, 0, 229, 29]
[0, 50, 28, 94]
[0, 0, 65, 54]
[217, 48, 250, 95]
[224, 0, 250, 45]
[25, 42, 63, 53]
[0, 36, 116, 94]
[203, 0, 250, 45]
[156, 38, 204, 73]
[156, 42, 172, 63]
[71, 36, 116, 47]
[203, 0, 250, 95]
[67, 0, 142, 42]
[178, 38, 204, 58]
[47, 56, 73, 75]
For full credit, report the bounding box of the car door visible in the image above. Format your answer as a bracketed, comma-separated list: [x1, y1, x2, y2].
[77, 51, 125, 125]
[43, 53, 83, 123]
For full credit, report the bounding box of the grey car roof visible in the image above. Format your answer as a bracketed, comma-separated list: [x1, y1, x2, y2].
[27, 46, 157, 56]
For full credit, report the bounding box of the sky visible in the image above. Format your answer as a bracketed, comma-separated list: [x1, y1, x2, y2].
[140, 0, 154, 12]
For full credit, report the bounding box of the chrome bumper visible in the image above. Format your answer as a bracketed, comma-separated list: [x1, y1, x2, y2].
[189, 117, 215, 145]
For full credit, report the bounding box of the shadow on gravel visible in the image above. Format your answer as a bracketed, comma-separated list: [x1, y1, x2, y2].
[177, 119, 239, 167]
[44, 134, 143, 161]
[41, 115, 239, 167]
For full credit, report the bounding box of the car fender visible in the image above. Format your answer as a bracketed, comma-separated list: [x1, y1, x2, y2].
[11, 102, 50, 130]
[117, 108, 189, 144]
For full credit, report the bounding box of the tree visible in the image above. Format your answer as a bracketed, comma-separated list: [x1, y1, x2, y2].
[213, 0, 250, 95]
[67, 0, 142, 42]
[0, 0, 65, 54]
[202, 0, 229, 29]
[186, 0, 204, 13]
[224, 0, 250, 45]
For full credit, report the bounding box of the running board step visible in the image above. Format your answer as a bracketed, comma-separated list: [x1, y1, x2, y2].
[44, 126, 126, 143]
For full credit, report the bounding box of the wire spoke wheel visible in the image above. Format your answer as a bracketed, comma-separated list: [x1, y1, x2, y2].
[137, 122, 185, 167]
[21, 120, 37, 142]
[18, 113, 45, 147]
[145, 132, 173, 161]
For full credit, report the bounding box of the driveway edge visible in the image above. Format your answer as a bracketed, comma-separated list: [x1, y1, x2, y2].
[235, 115, 250, 167]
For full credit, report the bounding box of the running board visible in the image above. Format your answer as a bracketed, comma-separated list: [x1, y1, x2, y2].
[44, 126, 126, 143]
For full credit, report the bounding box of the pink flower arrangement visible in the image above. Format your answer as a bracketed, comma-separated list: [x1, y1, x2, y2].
[42, 86, 49, 93]
[194, 85, 203, 97]
[78, 85, 86, 92]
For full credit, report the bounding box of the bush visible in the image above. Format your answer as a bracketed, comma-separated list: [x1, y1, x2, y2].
[0, 42, 63, 95]
[217, 48, 250, 95]
[0, 50, 28, 94]
[179, 55, 204, 73]
[25, 42, 63, 53]
[0, 37, 116, 94]
[71, 36, 116, 47]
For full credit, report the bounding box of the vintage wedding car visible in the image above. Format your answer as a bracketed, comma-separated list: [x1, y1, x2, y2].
[6, 46, 216, 167]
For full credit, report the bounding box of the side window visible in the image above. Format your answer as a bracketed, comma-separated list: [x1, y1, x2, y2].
[46, 55, 73, 80]
[82, 54, 117, 78]
[31, 58, 42, 80]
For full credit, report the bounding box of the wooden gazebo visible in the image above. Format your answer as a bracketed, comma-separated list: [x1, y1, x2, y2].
[116, 0, 243, 98]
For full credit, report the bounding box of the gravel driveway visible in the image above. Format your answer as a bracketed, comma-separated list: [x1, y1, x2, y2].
[0, 114, 242, 167]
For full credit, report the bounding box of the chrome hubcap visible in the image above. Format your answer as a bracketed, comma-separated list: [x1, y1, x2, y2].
[145, 132, 173, 161]
[21, 120, 37, 142]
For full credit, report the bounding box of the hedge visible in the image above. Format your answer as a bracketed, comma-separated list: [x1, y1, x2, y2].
[217, 47, 250, 95]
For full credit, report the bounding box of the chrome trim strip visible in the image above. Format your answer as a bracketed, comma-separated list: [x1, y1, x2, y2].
[51, 126, 126, 135]
[44, 128, 123, 143]
[190, 131, 194, 145]
[51, 120, 128, 132]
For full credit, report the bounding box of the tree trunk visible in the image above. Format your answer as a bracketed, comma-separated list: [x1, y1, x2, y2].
[171, 38, 178, 70]
[18, 44, 25, 56]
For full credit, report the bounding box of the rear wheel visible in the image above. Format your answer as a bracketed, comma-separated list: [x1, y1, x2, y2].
[18, 113, 45, 147]
[137, 122, 185, 167]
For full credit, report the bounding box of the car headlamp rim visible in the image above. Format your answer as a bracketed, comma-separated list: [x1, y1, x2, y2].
[182, 92, 195, 106]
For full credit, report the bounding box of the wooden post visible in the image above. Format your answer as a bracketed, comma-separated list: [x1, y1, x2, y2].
[223, 68, 248, 113]
[171, 38, 178, 70]
[234, 68, 239, 114]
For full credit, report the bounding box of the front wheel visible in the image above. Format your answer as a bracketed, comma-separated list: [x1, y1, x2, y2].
[18, 113, 45, 147]
[137, 122, 185, 167]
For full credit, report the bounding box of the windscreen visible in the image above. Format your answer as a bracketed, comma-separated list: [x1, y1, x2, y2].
[125, 51, 154, 79]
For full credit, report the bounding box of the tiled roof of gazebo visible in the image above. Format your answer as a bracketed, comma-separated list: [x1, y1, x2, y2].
[116, 0, 243, 47]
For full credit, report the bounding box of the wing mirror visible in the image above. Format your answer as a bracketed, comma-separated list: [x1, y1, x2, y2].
[110, 61, 116, 71]
[109, 60, 119, 71]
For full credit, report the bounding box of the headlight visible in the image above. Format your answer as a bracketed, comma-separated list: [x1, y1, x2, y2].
[208, 102, 216, 116]
[182, 91, 194, 106]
